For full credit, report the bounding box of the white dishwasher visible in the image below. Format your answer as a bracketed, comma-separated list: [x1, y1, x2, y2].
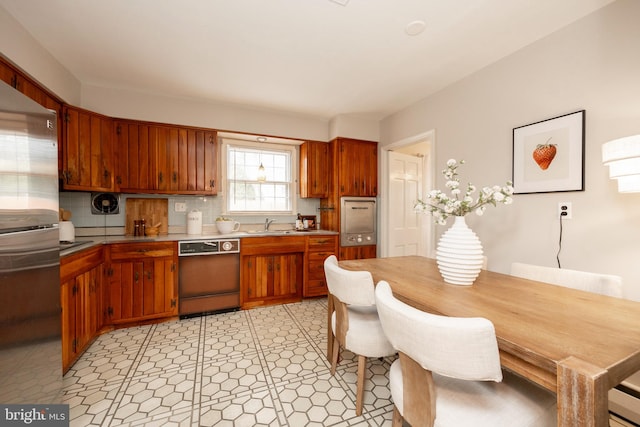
[178, 238, 240, 318]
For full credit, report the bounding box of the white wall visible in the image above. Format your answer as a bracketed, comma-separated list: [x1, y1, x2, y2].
[0, 6, 80, 104]
[380, 0, 640, 300]
[81, 85, 331, 142]
[329, 114, 380, 142]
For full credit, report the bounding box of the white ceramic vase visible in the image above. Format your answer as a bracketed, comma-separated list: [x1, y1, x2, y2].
[436, 216, 484, 286]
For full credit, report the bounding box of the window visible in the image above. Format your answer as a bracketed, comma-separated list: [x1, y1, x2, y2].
[225, 141, 296, 214]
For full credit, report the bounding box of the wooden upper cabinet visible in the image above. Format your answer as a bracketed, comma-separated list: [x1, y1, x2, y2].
[0, 60, 16, 88]
[115, 119, 217, 195]
[0, 60, 61, 111]
[114, 121, 154, 191]
[62, 105, 114, 191]
[336, 138, 378, 196]
[300, 141, 329, 198]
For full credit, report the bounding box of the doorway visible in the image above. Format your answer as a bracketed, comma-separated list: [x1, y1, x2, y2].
[380, 130, 435, 258]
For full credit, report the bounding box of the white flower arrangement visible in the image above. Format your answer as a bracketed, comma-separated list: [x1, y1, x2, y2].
[415, 159, 514, 225]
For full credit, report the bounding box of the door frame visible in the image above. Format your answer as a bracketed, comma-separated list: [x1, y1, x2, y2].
[379, 130, 436, 258]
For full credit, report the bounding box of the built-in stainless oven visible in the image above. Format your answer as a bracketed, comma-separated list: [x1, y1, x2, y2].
[340, 196, 377, 246]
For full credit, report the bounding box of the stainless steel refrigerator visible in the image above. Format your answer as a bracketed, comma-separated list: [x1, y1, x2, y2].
[0, 80, 61, 403]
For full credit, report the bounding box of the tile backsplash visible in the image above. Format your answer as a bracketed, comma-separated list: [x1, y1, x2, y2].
[59, 192, 321, 234]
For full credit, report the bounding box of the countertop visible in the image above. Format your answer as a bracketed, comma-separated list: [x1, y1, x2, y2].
[60, 229, 339, 257]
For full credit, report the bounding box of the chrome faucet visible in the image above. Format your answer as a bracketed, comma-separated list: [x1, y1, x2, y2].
[265, 218, 276, 231]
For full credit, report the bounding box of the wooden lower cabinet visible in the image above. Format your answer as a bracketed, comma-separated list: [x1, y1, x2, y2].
[339, 245, 377, 260]
[305, 235, 338, 297]
[105, 242, 178, 324]
[60, 245, 104, 373]
[242, 253, 302, 305]
[240, 236, 305, 309]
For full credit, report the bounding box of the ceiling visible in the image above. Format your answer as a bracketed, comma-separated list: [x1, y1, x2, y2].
[0, 0, 615, 121]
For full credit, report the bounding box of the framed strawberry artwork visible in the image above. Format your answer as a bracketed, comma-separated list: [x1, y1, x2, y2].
[512, 110, 585, 194]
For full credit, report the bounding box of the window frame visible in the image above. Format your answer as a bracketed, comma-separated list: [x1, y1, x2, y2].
[221, 138, 298, 215]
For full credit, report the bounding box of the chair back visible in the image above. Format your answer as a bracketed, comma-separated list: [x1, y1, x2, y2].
[375, 281, 502, 382]
[324, 255, 376, 306]
[511, 262, 622, 298]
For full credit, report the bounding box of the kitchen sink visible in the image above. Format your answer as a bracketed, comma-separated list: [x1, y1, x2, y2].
[245, 230, 294, 235]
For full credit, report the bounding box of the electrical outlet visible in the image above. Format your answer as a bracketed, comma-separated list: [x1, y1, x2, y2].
[174, 202, 187, 212]
[558, 202, 572, 219]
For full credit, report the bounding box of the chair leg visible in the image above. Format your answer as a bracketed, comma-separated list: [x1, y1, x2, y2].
[392, 405, 403, 427]
[355, 354, 366, 416]
[330, 335, 340, 376]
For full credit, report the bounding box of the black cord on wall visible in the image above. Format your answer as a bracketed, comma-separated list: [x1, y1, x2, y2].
[556, 214, 567, 268]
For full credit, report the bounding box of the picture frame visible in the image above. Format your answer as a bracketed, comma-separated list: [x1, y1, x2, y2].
[512, 110, 585, 194]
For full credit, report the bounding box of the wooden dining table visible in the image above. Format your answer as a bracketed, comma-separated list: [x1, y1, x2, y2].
[335, 256, 640, 427]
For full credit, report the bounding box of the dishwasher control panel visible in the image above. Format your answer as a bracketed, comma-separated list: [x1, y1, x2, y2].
[178, 239, 240, 256]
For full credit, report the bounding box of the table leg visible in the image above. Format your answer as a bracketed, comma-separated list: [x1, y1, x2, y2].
[557, 356, 609, 427]
[327, 293, 334, 361]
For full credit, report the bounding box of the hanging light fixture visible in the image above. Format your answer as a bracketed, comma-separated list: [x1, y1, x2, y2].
[602, 135, 640, 193]
[257, 154, 266, 182]
[256, 136, 267, 182]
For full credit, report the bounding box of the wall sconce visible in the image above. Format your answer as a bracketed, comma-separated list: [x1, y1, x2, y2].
[602, 135, 640, 193]
[257, 163, 266, 182]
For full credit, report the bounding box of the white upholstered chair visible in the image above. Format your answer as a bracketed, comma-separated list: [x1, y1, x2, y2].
[323, 255, 395, 416]
[510, 262, 622, 298]
[374, 281, 557, 427]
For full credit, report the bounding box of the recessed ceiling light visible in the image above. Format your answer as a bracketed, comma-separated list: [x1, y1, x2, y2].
[257, 136, 267, 143]
[405, 20, 426, 36]
[329, 0, 349, 5]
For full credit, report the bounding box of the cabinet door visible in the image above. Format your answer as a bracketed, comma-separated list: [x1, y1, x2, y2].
[108, 260, 147, 322]
[272, 254, 300, 298]
[106, 260, 137, 322]
[338, 140, 358, 196]
[242, 253, 302, 306]
[203, 130, 218, 194]
[300, 141, 329, 198]
[154, 126, 180, 192]
[181, 129, 217, 193]
[75, 270, 91, 354]
[107, 257, 177, 324]
[144, 258, 177, 316]
[337, 139, 378, 196]
[115, 121, 154, 191]
[60, 278, 77, 371]
[0, 60, 16, 88]
[86, 263, 103, 341]
[339, 245, 377, 261]
[361, 141, 378, 196]
[62, 106, 114, 191]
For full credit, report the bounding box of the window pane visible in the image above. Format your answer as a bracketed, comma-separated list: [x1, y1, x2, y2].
[226, 143, 294, 213]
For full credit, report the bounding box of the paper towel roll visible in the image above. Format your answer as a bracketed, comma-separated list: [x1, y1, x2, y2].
[59, 221, 75, 242]
[187, 210, 203, 235]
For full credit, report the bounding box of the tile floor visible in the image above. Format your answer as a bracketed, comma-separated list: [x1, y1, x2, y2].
[62, 298, 398, 426]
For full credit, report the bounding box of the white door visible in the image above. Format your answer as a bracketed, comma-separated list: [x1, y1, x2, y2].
[387, 151, 423, 256]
